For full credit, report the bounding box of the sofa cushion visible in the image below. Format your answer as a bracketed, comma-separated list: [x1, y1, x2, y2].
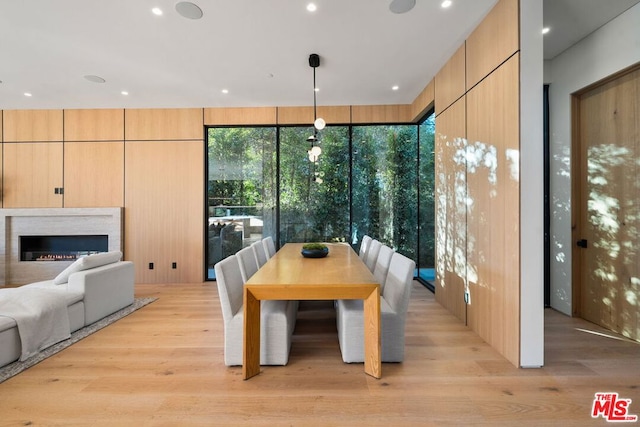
[53, 251, 122, 285]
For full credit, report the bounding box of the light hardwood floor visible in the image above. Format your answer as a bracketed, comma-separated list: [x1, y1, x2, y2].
[1, 282, 639, 426]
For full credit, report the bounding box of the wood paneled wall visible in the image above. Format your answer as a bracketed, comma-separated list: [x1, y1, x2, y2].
[435, 97, 467, 323]
[205, 107, 277, 125]
[3, 110, 63, 142]
[435, 44, 466, 115]
[466, 54, 520, 365]
[2, 143, 64, 208]
[64, 109, 124, 141]
[411, 79, 435, 121]
[465, 0, 519, 90]
[125, 140, 204, 284]
[351, 104, 413, 123]
[63, 142, 125, 208]
[125, 108, 203, 140]
[433, 0, 521, 366]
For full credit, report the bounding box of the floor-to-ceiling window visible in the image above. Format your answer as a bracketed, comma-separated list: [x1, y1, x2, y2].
[206, 127, 276, 279]
[418, 112, 436, 287]
[279, 126, 350, 245]
[351, 125, 418, 260]
[206, 117, 435, 286]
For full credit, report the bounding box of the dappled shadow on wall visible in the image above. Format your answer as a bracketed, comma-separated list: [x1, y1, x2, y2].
[584, 143, 639, 341]
[436, 136, 520, 295]
[551, 145, 571, 306]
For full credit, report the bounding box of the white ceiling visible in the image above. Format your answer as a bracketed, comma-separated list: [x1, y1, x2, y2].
[543, 0, 640, 60]
[0, 0, 637, 111]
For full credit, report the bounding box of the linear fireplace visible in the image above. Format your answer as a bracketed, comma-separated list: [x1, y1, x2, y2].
[20, 235, 109, 261]
[1, 207, 122, 285]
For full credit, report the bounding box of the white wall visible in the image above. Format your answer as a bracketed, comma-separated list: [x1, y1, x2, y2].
[547, 4, 640, 315]
[520, 0, 544, 368]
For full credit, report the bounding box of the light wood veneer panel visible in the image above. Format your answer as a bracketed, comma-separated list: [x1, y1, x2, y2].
[64, 109, 124, 141]
[125, 108, 203, 141]
[576, 66, 640, 341]
[204, 107, 276, 125]
[351, 105, 412, 124]
[125, 140, 204, 283]
[434, 97, 467, 323]
[3, 110, 63, 142]
[277, 106, 351, 125]
[465, 54, 520, 366]
[63, 141, 125, 207]
[411, 79, 435, 121]
[435, 44, 466, 115]
[2, 142, 63, 207]
[465, 0, 519, 90]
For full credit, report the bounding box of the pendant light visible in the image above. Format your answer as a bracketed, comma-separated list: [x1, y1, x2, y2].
[308, 53, 325, 166]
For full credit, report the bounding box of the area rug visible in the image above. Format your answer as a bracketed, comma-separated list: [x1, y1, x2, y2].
[0, 297, 157, 384]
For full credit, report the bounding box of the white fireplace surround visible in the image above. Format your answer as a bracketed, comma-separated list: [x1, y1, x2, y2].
[0, 208, 123, 286]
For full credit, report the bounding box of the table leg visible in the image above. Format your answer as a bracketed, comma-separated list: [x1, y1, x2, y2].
[363, 286, 382, 379]
[243, 288, 261, 380]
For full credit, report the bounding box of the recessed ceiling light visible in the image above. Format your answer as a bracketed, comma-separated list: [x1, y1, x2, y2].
[152, 7, 163, 16]
[221, 89, 229, 94]
[307, 3, 317, 12]
[84, 75, 106, 83]
[441, 0, 452, 8]
[176, 2, 203, 19]
[542, 27, 550, 34]
[121, 91, 129, 96]
[389, 0, 416, 14]
[24, 92, 32, 97]
[392, 85, 399, 91]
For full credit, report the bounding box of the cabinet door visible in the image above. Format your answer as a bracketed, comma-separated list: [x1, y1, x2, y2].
[125, 140, 204, 283]
[3, 143, 63, 208]
[63, 141, 124, 207]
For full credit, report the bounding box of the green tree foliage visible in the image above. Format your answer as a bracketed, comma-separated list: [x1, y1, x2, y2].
[206, 120, 435, 273]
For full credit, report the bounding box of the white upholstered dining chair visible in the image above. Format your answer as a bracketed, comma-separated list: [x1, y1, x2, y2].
[262, 236, 276, 259]
[251, 240, 268, 267]
[364, 239, 382, 272]
[214, 255, 297, 366]
[336, 251, 415, 363]
[373, 244, 394, 291]
[236, 245, 258, 283]
[359, 235, 372, 260]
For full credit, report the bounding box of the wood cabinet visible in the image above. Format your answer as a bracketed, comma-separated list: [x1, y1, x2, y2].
[64, 109, 124, 141]
[125, 108, 203, 141]
[2, 143, 64, 208]
[3, 110, 63, 142]
[63, 141, 125, 208]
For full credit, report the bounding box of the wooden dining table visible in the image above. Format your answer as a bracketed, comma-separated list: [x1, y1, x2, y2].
[243, 242, 381, 380]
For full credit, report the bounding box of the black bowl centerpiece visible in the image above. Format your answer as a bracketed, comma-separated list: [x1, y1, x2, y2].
[301, 243, 329, 258]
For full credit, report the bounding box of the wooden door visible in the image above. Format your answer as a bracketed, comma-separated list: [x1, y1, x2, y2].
[574, 65, 640, 341]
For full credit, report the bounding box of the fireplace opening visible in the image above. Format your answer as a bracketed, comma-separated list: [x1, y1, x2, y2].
[20, 235, 109, 261]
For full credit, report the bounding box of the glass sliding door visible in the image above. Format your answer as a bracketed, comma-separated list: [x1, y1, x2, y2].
[352, 125, 418, 260]
[279, 126, 350, 245]
[206, 127, 276, 279]
[418, 113, 436, 285]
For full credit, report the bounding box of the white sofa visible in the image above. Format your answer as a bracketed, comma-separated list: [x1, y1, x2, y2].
[0, 252, 135, 369]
